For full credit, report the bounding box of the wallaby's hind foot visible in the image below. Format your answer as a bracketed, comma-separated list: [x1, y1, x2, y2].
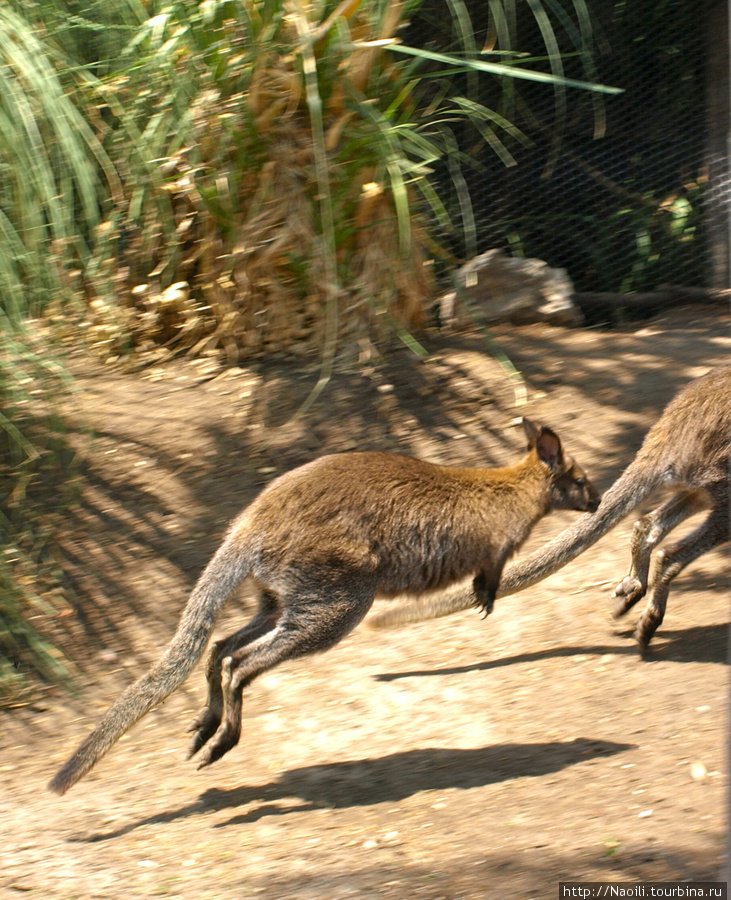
[633, 494, 728, 649]
[635, 608, 663, 651]
[188, 601, 282, 759]
[634, 568, 671, 651]
[187, 640, 227, 758]
[186, 647, 225, 758]
[196, 723, 240, 769]
[187, 709, 221, 758]
[612, 575, 645, 619]
[195, 586, 376, 768]
[613, 489, 708, 622]
[196, 657, 243, 768]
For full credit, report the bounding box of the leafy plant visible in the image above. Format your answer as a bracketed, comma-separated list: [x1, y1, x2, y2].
[0, 8, 106, 699]
[58, 0, 618, 363]
[0, 5, 108, 322]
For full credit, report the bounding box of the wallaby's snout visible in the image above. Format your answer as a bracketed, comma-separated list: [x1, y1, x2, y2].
[583, 478, 601, 513]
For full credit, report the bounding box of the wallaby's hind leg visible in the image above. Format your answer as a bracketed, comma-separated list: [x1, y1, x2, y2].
[194, 583, 376, 769]
[635, 499, 728, 649]
[613, 490, 707, 619]
[188, 590, 280, 757]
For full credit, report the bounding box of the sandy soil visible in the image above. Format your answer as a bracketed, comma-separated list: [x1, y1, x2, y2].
[1, 304, 729, 899]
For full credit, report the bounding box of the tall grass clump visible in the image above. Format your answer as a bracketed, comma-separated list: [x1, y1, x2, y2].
[69, 0, 618, 363]
[0, 7, 108, 700]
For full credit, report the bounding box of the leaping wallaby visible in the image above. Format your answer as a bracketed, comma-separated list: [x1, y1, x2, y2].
[48, 418, 598, 795]
[369, 366, 731, 648]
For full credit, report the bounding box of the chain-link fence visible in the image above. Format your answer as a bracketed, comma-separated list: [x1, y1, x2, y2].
[409, 0, 728, 297]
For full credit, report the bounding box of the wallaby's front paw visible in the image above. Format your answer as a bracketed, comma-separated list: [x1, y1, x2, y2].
[612, 575, 645, 618]
[472, 574, 496, 618]
[187, 708, 221, 758]
[473, 592, 495, 618]
[195, 723, 240, 769]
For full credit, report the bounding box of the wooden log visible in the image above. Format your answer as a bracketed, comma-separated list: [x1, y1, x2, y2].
[572, 286, 730, 322]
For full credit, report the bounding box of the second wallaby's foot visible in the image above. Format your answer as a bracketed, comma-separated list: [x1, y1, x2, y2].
[612, 575, 646, 618]
[634, 608, 662, 651]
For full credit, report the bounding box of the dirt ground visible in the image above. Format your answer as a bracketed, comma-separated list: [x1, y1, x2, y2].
[1, 305, 729, 899]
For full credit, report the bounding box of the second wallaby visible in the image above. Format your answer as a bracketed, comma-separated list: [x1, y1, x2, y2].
[369, 366, 731, 647]
[48, 418, 598, 795]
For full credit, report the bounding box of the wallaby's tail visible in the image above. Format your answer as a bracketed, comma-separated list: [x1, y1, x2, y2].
[368, 460, 659, 629]
[48, 533, 251, 795]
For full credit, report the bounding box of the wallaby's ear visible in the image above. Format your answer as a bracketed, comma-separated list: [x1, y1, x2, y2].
[535, 426, 563, 472]
[521, 417, 540, 447]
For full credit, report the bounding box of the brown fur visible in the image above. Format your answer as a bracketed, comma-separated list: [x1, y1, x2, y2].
[48, 418, 598, 795]
[369, 367, 731, 649]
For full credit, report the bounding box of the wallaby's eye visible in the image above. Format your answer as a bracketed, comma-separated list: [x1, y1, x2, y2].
[575, 477, 586, 488]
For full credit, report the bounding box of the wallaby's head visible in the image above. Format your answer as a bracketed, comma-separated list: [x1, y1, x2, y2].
[522, 418, 600, 513]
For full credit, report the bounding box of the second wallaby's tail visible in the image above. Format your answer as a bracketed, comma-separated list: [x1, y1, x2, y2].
[368, 460, 658, 629]
[48, 532, 251, 795]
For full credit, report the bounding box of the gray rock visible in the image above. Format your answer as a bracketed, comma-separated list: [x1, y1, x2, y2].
[440, 249, 581, 330]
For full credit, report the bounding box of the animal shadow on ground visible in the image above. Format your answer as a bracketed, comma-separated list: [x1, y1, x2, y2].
[375, 622, 728, 683]
[77, 738, 633, 840]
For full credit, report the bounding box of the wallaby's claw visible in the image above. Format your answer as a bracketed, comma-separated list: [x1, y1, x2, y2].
[195, 724, 240, 769]
[187, 710, 221, 758]
[472, 602, 491, 620]
[187, 708, 207, 733]
[188, 731, 207, 759]
[473, 595, 495, 619]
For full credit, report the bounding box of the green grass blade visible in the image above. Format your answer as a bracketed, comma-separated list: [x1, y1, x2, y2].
[385, 43, 623, 94]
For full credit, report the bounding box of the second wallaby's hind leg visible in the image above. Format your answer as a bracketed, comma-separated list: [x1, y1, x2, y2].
[635, 498, 729, 649]
[188, 591, 281, 757]
[192, 582, 376, 769]
[613, 490, 708, 619]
